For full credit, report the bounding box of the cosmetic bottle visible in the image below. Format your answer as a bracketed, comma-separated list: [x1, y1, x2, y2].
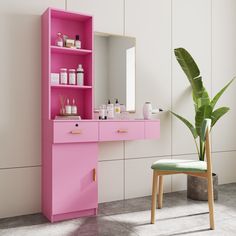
[69, 69, 76, 85]
[71, 99, 77, 115]
[99, 105, 107, 120]
[65, 98, 72, 115]
[60, 68, 68, 84]
[114, 99, 121, 117]
[55, 32, 63, 47]
[107, 99, 114, 119]
[77, 64, 84, 86]
[75, 35, 81, 49]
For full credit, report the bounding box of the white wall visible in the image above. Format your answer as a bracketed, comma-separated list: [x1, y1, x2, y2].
[0, 0, 236, 218]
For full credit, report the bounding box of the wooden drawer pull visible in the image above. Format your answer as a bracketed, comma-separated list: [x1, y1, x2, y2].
[93, 168, 96, 182]
[70, 130, 82, 135]
[117, 129, 128, 133]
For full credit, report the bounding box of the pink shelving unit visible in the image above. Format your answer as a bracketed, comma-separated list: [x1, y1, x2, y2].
[42, 8, 160, 223]
[42, 7, 93, 121]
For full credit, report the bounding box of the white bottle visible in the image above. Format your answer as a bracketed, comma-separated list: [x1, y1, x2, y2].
[114, 99, 121, 118]
[143, 102, 152, 119]
[69, 69, 76, 85]
[107, 99, 114, 119]
[77, 64, 84, 86]
[65, 98, 72, 114]
[60, 68, 68, 84]
[71, 99, 77, 115]
[99, 105, 107, 120]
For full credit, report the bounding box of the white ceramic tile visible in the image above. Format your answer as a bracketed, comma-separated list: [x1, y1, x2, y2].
[98, 160, 124, 203]
[172, 0, 212, 155]
[171, 154, 198, 192]
[0, 1, 65, 169]
[67, 0, 124, 34]
[125, 157, 171, 199]
[212, 0, 236, 152]
[212, 151, 236, 184]
[0, 166, 41, 218]
[125, 0, 172, 157]
[99, 141, 124, 161]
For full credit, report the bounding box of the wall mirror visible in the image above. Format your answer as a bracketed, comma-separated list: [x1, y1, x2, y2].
[94, 32, 136, 112]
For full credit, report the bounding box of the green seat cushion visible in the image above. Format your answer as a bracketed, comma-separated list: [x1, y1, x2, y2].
[151, 159, 207, 172]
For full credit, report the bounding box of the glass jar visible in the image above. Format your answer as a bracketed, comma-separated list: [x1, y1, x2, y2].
[69, 69, 76, 85]
[55, 32, 63, 47]
[60, 68, 67, 84]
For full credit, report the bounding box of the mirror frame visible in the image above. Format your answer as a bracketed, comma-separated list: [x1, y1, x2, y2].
[94, 31, 136, 113]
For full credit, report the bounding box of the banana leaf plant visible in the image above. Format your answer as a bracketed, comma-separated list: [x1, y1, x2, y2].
[172, 48, 235, 161]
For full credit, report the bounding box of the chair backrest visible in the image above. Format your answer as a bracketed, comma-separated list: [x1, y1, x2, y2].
[202, 119, 212, 174]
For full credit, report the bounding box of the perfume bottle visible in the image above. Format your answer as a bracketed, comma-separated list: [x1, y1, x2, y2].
[75, 35, 81, 49]
[77, 64, 84, 86]
[55, 32, 63, 47]
[71, 99, 77, 115]
[65, 98, 72, 115]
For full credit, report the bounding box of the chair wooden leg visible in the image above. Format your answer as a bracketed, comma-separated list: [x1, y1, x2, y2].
[158, 175, 163, 209]
[208, 174, 215, 230]
[151, 171, 158, 224]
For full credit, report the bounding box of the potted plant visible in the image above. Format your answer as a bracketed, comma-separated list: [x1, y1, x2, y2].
[172, 48, 235, 201]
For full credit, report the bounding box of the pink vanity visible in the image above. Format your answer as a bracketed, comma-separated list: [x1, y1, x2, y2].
[42, 8, 160, 222]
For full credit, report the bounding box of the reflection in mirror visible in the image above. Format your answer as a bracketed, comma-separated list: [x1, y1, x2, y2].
[94, 33, 136, 112]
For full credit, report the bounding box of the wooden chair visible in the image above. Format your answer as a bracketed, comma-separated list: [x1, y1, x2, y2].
[150, 119, 215, 230]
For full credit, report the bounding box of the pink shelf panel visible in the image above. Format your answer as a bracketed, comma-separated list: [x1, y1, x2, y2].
[51, 84, 92, 89]
[51, 46, 92, 55]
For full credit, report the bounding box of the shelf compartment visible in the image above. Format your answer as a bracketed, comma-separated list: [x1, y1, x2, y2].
[51, 46, 92, 55]
[51, 84, 92, 89]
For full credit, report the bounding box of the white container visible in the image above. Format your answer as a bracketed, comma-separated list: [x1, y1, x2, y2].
[77, 64, 84, 86]
[143, 102, 152, 120]
[60, 68, 67, 84]
[107, 103, 114, 119]
[71, 99, 77, 115]
[65, 98, 72, 114]
[69, 69, 76, 85]
[50, 73, 60, 85]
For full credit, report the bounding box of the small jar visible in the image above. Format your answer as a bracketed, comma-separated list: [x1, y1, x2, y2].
[55, 32, 63, 47]
[60, 68, 68, 84]
[69, 69, 76, 85]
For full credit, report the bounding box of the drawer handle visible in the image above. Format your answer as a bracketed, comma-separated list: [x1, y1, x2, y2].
[117, 129, 128, 133]
[70, 130, 82, 135]
[93, 168, 97, 182]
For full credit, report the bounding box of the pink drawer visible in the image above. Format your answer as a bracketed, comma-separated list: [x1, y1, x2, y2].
[145, 121, 160, 139]
[99, 121, 144, 141]
[53, 121, 98, 143]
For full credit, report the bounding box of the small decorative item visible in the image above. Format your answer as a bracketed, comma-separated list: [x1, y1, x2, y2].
[65, 39, 75, 48]
[60, 68, 68, 84]
[143, 102, 152, 119]
[71, 99, 77, 115]
[69, 69, 76, 85]
[75, 35, 81, 49]
[65, 98, 72, 115]
[50, 73, 60, 85]
[55, 32, 63, 47]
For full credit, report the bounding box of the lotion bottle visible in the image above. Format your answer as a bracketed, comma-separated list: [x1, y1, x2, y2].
[77, 64, 84, 86]
[107, 99, 114, 119]
[114, 99, 121, 117]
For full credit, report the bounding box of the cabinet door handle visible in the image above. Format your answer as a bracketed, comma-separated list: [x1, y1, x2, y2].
[117, 129, 128, 133]
[93, 168, 97, 182]
[70, 130, 82, 135]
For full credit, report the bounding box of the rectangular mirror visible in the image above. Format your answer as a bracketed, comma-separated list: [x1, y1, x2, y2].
[94, 32, 136, 112]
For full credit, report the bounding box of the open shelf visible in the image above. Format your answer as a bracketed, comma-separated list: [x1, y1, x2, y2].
[51, 84, 92, 89]
[51, 46, 92, 55]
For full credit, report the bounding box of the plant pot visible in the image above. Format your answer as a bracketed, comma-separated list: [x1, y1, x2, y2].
[187, 173, 218, 201]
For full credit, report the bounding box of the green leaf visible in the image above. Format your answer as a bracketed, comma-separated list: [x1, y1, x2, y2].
[211, 78, 235, 109]
[211, 107, 229, 127]
[195, 105, 213, 136]
[170, 111, 198, 139]
[174, 48, 200, 83]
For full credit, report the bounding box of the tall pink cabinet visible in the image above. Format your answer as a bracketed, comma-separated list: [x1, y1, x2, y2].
[42, 8, 160, 223]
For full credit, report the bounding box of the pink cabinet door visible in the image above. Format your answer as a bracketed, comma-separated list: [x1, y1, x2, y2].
[99, 121, 145, 141]
[52, 143, 98, 215]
